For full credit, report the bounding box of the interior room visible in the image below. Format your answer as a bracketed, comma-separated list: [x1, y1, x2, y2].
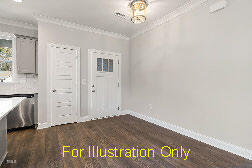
[0, 0, 251, 167]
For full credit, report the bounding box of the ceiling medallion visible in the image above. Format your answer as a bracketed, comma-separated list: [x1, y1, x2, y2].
[129, 0, 148, 24]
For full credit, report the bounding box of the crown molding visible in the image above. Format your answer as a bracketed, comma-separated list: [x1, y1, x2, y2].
[34, 14, 130, 41]
[131, 0, 209, 39]
[0, 17, 37, 31]
[0, 0, 207, 40]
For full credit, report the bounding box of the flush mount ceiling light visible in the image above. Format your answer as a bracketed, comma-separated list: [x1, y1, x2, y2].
[129, 0, 148, 24]
[13, 0, 23, 2]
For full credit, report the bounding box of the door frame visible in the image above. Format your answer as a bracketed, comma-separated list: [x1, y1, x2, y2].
[47, 43, 81, 127]
[88, 49, 122, 118]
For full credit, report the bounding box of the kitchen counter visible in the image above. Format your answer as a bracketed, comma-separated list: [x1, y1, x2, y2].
[0, 97, 26, 120]
[0, 97, 26, 166]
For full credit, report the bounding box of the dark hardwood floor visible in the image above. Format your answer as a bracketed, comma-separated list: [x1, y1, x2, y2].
[1, 115, 252, 168]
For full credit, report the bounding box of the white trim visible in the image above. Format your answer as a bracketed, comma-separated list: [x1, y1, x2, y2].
[0, 17, 37, 31]
[88, 49, 122, 117]
[88, 49, 122, 57]
[37, 122, 51, 130]
[77, 116, 91, 123]
[77, 47, 81, 121]
[120, 110, 132, 116]
[46, 44, 51, 126]
[117, 54, 122, 115]
[34, 15, 130, 41]
[38, 113, 127, 129]
[88, 50, 92, 117]
[46, 43, 81, 127]
[76, 112, 130, 123]
[78, 113, 125, 123]
[0, 32, 16, 40]
[126, 110, 252, 160]
[131, 0, 208, 39]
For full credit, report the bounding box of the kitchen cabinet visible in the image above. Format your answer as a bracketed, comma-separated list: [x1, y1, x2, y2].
[16, 36, 37, 74]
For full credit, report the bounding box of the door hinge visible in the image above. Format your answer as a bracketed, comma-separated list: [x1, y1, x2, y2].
[118, 82, 120, 87]
[118, 60, 119, 64]
[118, 106, 120, 110]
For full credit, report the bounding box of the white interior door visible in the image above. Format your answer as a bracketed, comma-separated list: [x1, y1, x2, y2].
[48, 44, 80, 126]
[89, 50, 121, 119]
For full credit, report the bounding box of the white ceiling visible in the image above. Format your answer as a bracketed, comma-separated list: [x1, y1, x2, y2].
[0, 0, 190, 37]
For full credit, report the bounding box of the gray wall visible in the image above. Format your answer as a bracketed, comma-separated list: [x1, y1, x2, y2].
[38, 22, 130, 123]
[129, 0, 252, 150]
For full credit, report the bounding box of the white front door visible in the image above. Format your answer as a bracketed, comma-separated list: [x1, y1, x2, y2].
[89, 50, 121, 119]
[48, 44, 80, 126]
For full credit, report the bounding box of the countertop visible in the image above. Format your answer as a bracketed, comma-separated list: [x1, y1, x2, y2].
[0, 97, 26, 120]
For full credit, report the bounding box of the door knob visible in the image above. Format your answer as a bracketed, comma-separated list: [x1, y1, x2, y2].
[92, 90, 95, 93]
[52, 89, 57, 93]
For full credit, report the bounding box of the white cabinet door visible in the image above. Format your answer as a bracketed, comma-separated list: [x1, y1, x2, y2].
[16, 37, 36, 74]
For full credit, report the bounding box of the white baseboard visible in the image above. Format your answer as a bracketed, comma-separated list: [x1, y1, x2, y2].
[37, 112, 126, 129]
[37, 122, 51, 130]
[127, 110, 252, 161]
[85, 111, 127, 121]
[78, 115, 91, 123]
[120, 110, 132, 116]
[0, 152, 7, 166]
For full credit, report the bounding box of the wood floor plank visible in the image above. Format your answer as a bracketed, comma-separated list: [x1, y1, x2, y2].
[1, 115, 251, 168]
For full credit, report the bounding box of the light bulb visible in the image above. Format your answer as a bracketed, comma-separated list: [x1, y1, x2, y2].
[13, 0, 23, 3]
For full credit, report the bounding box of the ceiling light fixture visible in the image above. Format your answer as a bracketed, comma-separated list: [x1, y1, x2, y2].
[130, 0, 148, 24]
[13, 0, 23, 3]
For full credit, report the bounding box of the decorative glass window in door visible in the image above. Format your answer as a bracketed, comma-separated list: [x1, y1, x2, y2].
[97, 58, 102, 71]
[103, 59, 108, 72]
[109, 59, 113, 72]
[97, 58, 114, 72]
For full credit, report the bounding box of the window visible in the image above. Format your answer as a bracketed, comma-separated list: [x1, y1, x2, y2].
[97, 57, 114, 73]
[109, 59, 113, 72]
[103, 59, 108, 72]
[0, 39, 12, 82]
[97, 58, 102, 71]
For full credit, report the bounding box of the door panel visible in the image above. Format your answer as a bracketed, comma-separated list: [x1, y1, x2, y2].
[48, 45, 79, 126]
[16, 36, 36, 74]
[89, 51, 121, 119]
